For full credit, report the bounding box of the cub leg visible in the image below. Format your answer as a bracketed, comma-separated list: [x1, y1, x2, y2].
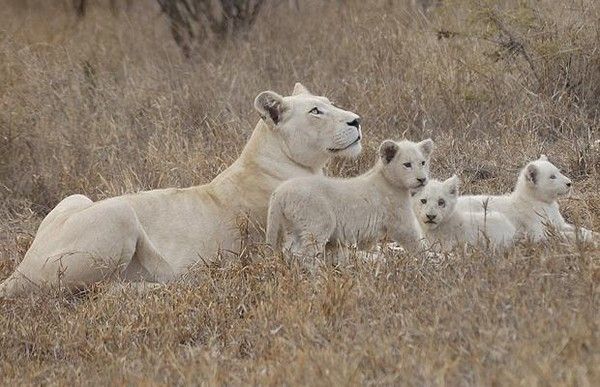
[392, 215, 428, 253]
[284, 200, 336, 270]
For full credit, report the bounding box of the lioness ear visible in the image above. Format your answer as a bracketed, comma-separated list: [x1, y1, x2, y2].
[445, 174, 460, 196]
[539, 154, 548, 161]
[379, 140, 399, 164]
[292, 82, 312, 96]
[526, 164, 538, 185]
[418, 138, 434, 158]
[254, 91, 288, 126]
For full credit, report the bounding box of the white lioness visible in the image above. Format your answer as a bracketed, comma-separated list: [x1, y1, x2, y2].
[0, 83, 363, 297]
[413, 175, 516, 251]
[456, 155, 598, 243]
[266, 138, 433, 260]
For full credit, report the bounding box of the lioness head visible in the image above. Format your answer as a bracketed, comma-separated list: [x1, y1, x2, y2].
[254, 83, 362, 169]
[413, 175, 459, 231]
[520, 155, 572, 202]
[378, 138, 434, 190]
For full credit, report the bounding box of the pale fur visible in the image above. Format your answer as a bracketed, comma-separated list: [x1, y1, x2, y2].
[413, 175, 516, 251]
[266, 138, 434, 262]
[457, 155, 598, 243]
[0, 83, 363, 297]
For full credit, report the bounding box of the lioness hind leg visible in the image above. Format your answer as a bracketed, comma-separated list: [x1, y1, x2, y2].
[0, 198, 162, 297]
[0, 195, 97, 297]
[36, 194, 94, 234]
[122, 224, 175, 283]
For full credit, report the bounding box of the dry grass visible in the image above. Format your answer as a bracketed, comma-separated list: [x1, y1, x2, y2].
[0, 0, 599, 384]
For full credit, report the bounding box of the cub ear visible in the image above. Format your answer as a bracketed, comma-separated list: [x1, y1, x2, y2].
[539, 154, 548, 161]
[418, 138, 434, 158]
[445, 174, 460, 196]
[379, 140, 399, 164]
[254, 91, 288, 126]
[292, 82, 312, 96]
[525, 163, 538, 185]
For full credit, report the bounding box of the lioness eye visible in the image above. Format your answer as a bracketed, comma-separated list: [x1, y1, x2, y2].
[438, 199, 445, 207]
[420, 198, 427, 204]
[421, 161, 425, 166]
[403, 162, 412, 168]
[550, 175, 556, 179]
[309, 107, 322, 115]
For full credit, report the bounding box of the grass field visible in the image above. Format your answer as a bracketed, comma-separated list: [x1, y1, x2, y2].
[0, 0, 598, 384]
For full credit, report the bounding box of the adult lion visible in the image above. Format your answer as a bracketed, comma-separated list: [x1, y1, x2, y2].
[0, 83, 362, 297]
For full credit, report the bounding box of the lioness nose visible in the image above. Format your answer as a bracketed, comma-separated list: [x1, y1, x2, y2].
[417, 177, 427, 185]
[426, 214, 437, 220]
[347, 118, 360, 128]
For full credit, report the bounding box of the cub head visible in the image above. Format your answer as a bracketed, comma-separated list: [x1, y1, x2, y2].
[254, 83, 362, 169]
[413, 175, 459, 231]
[378, 138, 434, 190]
[520, 155, 572, 202]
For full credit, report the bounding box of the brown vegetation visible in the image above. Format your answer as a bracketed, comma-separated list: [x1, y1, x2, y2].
[0, 0, 598, 384]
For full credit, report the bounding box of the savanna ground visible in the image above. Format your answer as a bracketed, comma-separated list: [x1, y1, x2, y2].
[0, 0, 599, 384]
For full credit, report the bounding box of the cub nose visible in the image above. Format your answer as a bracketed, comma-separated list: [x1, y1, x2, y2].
[417, 177, 427, 185]
[347, 118, 360, 129]
[426, 214, 437, 221]
[566, 182, 572, 187]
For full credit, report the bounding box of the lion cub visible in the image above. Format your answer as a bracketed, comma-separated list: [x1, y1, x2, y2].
[456, 155, 598, 243]
[413, 175, 516, 251]
[266, 138, 434, 260]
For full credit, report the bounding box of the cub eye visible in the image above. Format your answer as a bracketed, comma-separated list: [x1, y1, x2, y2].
[550, 174, 556, 179]
[309, 107, 322, 115]
[421, 161, 426, 166]
[420, 198, 427, 204]
[438, 199, 445, 207]
[403, 162, 412, 168]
